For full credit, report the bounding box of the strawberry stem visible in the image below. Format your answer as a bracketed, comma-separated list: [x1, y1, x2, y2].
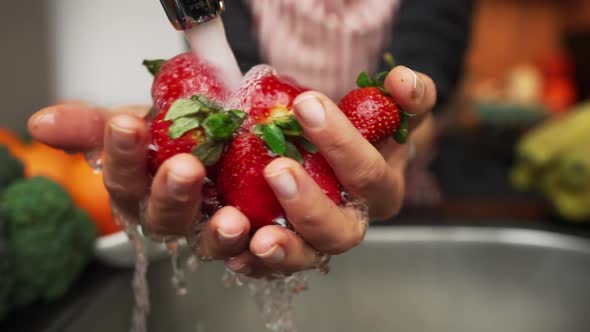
[383, 53, 397, 69]
[393, 111, 412, 144]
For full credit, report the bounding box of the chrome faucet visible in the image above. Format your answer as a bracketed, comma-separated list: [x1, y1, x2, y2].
[160, 0, 225, 30]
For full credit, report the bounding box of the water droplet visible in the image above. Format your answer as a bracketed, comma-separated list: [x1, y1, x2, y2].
[84, 149, 103, 173]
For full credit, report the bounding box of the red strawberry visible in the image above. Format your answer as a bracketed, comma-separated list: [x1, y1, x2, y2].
[217, 134, 343, 229]
[339, 71, 410, 145]
[239, 74, 303, 131]
[144, 52, 231, 112]
[143, 52, 245, 176]
[217, 133, 284, 229]
[146, 96, 246, 176]
[300, 147, 342, 205]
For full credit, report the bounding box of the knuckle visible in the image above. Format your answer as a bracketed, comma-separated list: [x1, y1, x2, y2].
[322, 133, 354, 156]
[325, 229, 363, 255]
[103, 178, 136, 202]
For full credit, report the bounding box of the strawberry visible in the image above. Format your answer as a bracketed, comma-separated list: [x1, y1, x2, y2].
[339, 71, 411, 145]
[143, 53, 245, 176]
[147, 96, 246, 176]
[143, 52, 231, 112]
[217, 133, 284, 229]
[239, 74, 303, 130]
[217, 133, 343, 229]
[300, 146, 342, 205]
[339, 54, 411, 145]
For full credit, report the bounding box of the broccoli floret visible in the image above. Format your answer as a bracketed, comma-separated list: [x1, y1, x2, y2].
[0, 177, 97, 308]
[0, 145, 24, 192]
[0, 222, 15, 320]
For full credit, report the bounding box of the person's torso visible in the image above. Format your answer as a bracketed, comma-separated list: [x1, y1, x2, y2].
[225, 0, 400, 100]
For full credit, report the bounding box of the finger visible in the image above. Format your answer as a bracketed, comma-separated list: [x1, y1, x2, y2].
[102, 113, 151, 218]
[384, 66, 437, 129]
[143, 153, 205, 236]
[249, 225, 319, 274]
[28, 104, 107, 152]
[264, 158, 368, 254]
[194, 206, 251, 260]
[225, 251, 274, 279]
[292, 92, 404, 218]
[28, 103, 151, 152]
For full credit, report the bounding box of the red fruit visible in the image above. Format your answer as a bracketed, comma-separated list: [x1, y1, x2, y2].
[144, 53, 245, 176]
[147, 109, 207, 175]
[145, 52, 231, 112]
[217, 133, 284, 229]
[301, 149, 342, 205]
[339, 86, 402, 145]
[217, 133, 344, 229]
[239, 74, 304, 130]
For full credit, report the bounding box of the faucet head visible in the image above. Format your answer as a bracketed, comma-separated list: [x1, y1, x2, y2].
[160, 0, 225, 30]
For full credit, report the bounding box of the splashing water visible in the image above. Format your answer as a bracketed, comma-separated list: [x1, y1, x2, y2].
[111, 203, 150, 332]
[221, 196, 369, 332]
[164, 239, 188, 296]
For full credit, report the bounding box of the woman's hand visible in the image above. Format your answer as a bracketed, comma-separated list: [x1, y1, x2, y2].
[28, 66, 436, 278]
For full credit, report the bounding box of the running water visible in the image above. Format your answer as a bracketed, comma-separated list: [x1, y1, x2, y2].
[184, 17, 243, 94]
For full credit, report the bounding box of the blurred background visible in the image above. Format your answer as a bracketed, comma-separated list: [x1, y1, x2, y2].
[1, 0, 590, 331]
[2, 0, 590, 227]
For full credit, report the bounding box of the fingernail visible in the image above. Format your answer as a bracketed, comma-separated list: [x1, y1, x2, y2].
[293, 95, 326, 129]
[266, 168, 298, 200]
[255, 245, 285, 264]
[29, 112, 55, 128]
[110, 116, 137, 151]
[167, 164, 197, 201]
[403, 67, 424, 99]
[226, 258, 251, 274]
[217, 219, 244, 245]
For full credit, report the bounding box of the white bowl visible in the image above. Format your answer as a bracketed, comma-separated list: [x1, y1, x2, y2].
[93, 231, 176, 268]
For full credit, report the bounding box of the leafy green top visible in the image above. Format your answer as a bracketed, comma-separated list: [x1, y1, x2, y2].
[165, 95, 246, 166]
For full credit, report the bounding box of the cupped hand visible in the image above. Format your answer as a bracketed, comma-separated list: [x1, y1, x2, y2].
[27, 65, 436, 278]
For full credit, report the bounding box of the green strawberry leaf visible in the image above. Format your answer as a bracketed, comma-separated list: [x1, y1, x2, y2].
[262, 123, 287, 156]
[193, 141, 224, 167]
[202, 113, 240, 141]
[285, 141, 303, 163]
[357, 72, 374, 88]
[296, 137, 318, 154]
[191, 95, 223, 112]
[165, 99, 207, 121]
[143, 59, 166, 76]
[229, 109, 247, 120]
[275, 116, 303, 136]
[228, 109, 247, 128]
[252, 124, 265, 136]
[168, 117, 201, 139]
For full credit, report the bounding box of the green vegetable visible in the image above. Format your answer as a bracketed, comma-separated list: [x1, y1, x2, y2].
[0, 177, 97, 308]
[0, 222, 14, 320]
[0, 145, 24, 191]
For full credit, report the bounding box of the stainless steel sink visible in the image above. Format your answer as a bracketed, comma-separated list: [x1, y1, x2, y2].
[67, 226, 590, 332]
